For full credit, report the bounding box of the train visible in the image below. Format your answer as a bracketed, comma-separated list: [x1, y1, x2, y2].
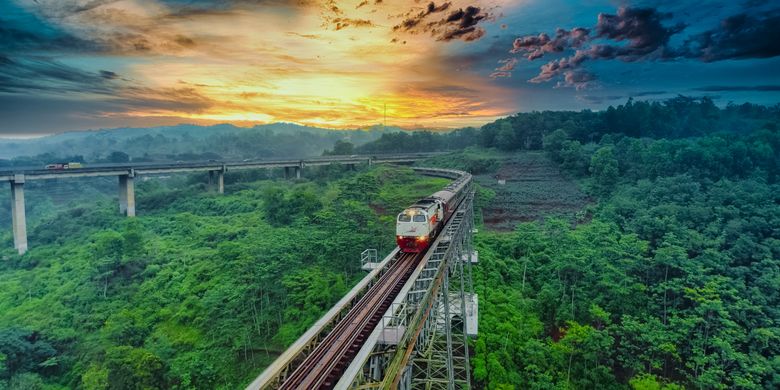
[45, 162, 83, 170]
[395, 171, 471, 253]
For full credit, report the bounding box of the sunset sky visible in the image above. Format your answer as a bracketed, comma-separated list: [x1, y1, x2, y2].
[1, 0, 779, 136]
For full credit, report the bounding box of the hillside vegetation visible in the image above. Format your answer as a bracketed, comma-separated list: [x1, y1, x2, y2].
[0, 166, 448, 389]
[0, 123, 384, 165]
[359, 97, 779, 154]
[416, 99, 780, 389]
[1, 96, 778, 389]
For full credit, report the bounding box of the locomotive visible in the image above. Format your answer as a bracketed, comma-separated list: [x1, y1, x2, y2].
[396, 172, 470, 253]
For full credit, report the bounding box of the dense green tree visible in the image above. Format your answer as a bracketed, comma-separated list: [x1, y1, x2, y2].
[323, 140, 354, 155]
[81, 365, 109, 390]
[0, 329, 56, 380]
[91, 230, 124, 298]
[559, 140, 589, 175]
[1, 98, 778, 389]
[105, 346, 166, 390]
[0, 165, 445, 388]
[543, 129, 569, 162]
[355, 98, 780, 155]
[589, 146, 619, 195]
[6, 372, 45, 390]
[106, 151, 130, 163]
[260, 185, 323, 226]
[469, 115, 779, 388]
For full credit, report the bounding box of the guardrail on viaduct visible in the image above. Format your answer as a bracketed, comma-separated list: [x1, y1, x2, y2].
[1, 153, 441, 255]
[247, 167, 478, 390]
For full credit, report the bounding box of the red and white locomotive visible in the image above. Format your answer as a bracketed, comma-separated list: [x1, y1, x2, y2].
[396, 179, 468, 253]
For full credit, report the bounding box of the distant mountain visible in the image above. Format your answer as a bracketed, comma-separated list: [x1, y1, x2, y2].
[0, 123, 392, 162]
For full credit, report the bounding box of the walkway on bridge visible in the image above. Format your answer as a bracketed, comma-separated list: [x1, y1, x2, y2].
[247, 167, 479, 390]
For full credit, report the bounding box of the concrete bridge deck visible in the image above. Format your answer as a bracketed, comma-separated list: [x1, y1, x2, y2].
[2, 153, 442, 254]
[0, 153, 441, 181]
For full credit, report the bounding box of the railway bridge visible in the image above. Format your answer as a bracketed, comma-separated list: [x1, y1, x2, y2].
[1, 153, 439, 255]
[248, 167, 478, 390]
[2, 158, 478, 387]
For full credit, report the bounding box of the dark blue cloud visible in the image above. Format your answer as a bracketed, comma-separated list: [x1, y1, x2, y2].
[0, 2, 101, 55]
[681, 13, 780, 61]
[0, 56, 115, 95]
[693, 85, 780, 92]
[500, 4, 780, 91]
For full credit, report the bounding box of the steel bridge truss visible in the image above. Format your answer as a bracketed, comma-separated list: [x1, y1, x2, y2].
[247, 168, 477, 390]
[339, 189, 477, 390]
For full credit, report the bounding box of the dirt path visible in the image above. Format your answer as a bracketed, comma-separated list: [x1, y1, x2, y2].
[475, 152, 589, 231]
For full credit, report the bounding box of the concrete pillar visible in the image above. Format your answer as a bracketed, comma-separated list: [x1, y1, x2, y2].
[295, 166, 301, 179]
[10, 175, 27, 255]
[208, 170, 224, 194]
[118, 173, 136, 217]
[284, 167, 290, 179]
[119, 176, 127, 214]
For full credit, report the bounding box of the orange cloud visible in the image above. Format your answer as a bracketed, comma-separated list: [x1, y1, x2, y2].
[13, 0, 518, 129]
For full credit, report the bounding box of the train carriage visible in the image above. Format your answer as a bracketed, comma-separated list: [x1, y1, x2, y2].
[395, 169, 471, 253]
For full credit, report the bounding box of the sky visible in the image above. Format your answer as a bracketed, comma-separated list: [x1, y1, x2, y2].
[1, 0, 779, 136]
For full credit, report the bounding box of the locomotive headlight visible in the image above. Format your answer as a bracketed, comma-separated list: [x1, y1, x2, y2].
[417, 235, 428, 241]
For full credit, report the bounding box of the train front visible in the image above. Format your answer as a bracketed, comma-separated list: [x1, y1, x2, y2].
[396, 208, 432, 253]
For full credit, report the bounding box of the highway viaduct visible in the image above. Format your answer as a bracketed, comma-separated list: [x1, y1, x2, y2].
[1, 153, 439, 255]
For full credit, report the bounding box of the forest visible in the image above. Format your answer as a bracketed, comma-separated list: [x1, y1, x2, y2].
[468, 130, 779, 388]
[0, 96, 778, 389]
[0, 123, 385, 166]
[437, 99, 779, 389]
[355, 97, 780, 154]
[0, 165, 448, 389]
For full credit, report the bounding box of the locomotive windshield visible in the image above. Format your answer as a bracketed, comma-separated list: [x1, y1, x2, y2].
[398, 214, 411, 222]
[413, 215, 426, 222]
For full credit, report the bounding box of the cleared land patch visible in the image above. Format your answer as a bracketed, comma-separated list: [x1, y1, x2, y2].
[475, 152, 589, 231]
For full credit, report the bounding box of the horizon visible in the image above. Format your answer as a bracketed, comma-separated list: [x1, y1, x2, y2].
[1, 95, 776, 140]
[2, 0, 779, 136]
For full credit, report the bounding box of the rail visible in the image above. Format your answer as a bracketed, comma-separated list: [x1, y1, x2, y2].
[247, 167, 472, 389]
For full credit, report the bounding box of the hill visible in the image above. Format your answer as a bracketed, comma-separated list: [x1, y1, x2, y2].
[0, 123, 389, 163]
[0, 166, 449, 389]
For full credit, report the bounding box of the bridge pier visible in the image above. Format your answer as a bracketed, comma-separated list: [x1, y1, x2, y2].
[284, 166, 301, 180]
[10, 175, 27, 255]
[0, 155, 436, 255]
[118, 173, 136, 217]
[208, 169, 224, 194]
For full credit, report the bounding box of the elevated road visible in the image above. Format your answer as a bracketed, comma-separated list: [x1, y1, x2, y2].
[2, 153, 442, 255]
[0, 153, 442, 181]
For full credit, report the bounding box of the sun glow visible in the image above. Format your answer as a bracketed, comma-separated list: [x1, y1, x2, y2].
[15, 0, 519, 129]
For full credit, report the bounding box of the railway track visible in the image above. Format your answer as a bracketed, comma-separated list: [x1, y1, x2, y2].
[278, 253, 422, 389]
[251, 168, 471, 389]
